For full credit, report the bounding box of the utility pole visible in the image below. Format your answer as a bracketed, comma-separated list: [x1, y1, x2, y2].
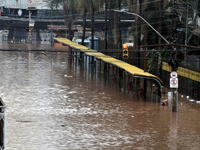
[117, 0, 122, 50]
[105, 0, 108, 52]
[28, 10, 32, 43]
[185, 5, 188, 63]
[170, 0, 179, 112]
[143, 23, 147, 98]
[91, 0, 94, 50]
[51, 8, 53, 46]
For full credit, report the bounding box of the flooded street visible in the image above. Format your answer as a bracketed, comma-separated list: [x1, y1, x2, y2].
[0, 50, 200, 149]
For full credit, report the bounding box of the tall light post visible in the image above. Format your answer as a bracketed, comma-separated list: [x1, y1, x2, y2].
[114, 10, 170, 44]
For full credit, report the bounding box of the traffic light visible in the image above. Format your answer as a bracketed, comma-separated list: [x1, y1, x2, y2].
[122, 44, 129, 59]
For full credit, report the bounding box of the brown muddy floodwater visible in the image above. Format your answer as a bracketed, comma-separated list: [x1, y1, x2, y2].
[0, 51, 200, 150]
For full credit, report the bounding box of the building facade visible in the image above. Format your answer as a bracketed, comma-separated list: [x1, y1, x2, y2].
[0, 0, 51, 17]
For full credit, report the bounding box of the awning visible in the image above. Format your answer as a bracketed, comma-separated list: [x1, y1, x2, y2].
[53, 37, 163, 85]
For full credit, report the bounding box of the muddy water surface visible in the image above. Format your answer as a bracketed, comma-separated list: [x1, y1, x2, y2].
[0, 51, 199, 150]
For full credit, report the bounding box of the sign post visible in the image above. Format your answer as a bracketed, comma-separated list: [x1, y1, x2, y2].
[170, 71, 178, 112]
[28, 11, 32, 43]
[27, 0, 43, 43]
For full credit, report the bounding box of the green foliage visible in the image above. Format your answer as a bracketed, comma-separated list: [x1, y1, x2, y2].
[48, 0, 77, 17]
[48, 0, 65, 9]
[128, 0, 196, 46]
[190, 80, 200, 97]
[146, 49, 161, 76]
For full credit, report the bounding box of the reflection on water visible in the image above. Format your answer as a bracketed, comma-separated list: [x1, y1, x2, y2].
[0, 51, 200, 149]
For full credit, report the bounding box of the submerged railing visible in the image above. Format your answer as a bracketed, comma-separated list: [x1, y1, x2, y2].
[0, 98, 6, 150]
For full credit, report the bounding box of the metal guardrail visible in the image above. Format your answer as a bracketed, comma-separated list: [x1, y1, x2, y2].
[163, 62, 200, 82]
[0, 98, 6, 150]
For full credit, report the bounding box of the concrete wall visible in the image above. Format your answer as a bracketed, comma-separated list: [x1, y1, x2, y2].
[0, 0, 5, 7]
[3, 0, 50, 10]
[5, 0, 27, 9]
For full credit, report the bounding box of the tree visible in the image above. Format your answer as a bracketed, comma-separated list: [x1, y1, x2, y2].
[117, 0, 122, 50]
[105, 0, 108, 51]
[75, 0, 91, 46]
[158, 0, 164, 45]
[49, 0, 77, 40]
[114, 0, 126, 49]
[91, 0, 95, 49]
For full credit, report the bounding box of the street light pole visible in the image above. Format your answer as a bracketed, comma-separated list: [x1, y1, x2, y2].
[114, 10, 170, 45]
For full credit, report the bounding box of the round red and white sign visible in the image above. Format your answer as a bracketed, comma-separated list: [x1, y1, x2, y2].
[171, 79, 177, 85]
[170, 71, 178, 78]
[170, 78, 178, 88]
[28, 0, 33, 4]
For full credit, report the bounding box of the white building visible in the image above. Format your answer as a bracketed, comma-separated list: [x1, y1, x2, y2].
[4, 0, 28, 9]
[0, 0, 48, 9]
[0, 0, 51, 17]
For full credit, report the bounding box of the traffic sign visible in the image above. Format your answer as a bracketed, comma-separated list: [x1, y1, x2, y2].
[29, 26, 34, 30]
[29, 19, 35, 27]
[170, 71, 178, 78]
[42, 51, 46, 58]
[170, 78, 178, 88]
[28, 0, 33, 4]
[28, 0, 43, 7]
